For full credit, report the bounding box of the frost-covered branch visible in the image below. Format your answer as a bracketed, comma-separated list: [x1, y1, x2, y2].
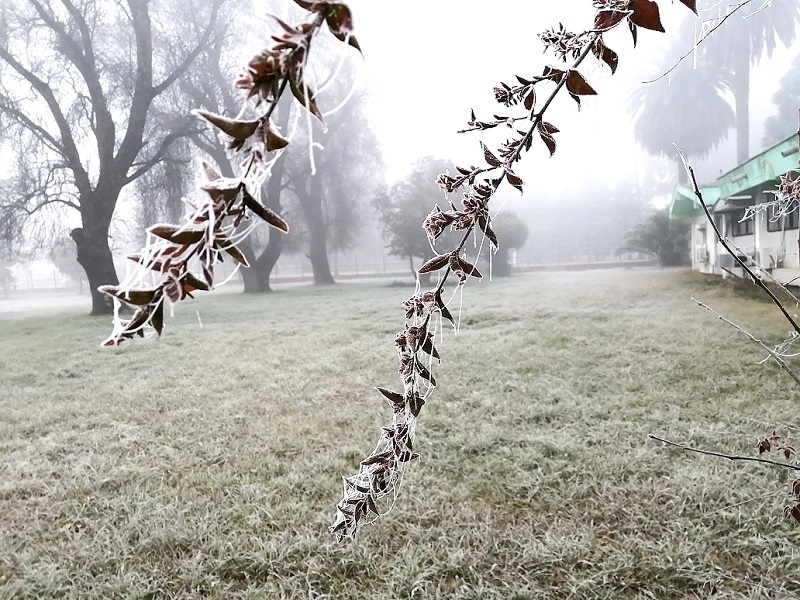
[330, 0, 699, 541]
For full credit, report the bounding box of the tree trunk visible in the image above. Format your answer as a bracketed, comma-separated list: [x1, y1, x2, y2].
[297, 177, 335, 285]
[240, 228, 284, 293]
[308, 225, 335, 284]
[236, 141, 288, 293]
[71, 226, 118, 315]
[239, 237, 266, 292]
[494, 249, 512, 277]
[733, 48, 750, 164]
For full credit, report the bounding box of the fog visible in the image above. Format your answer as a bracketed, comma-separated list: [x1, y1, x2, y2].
[353, 1, 739, 172]
[1, 0, 798, 300]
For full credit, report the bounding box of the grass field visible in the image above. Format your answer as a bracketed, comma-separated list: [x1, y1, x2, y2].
[2, 267, 800, 599]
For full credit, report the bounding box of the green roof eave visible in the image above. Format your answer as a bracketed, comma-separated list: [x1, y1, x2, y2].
[717, 135, 799, 197]
[669, 184, 721, 219]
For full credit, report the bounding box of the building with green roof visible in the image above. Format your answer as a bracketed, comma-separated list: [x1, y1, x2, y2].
[669, 135, 799, 284]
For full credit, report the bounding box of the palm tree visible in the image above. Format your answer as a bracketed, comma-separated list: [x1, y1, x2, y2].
[697, 0, 800, 161]
[628, 36, 734, 184]
[763, 51, 800, 147]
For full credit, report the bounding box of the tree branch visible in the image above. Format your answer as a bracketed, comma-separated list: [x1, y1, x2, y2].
[150, 0, 223, 98]
[643, 0, 754, 84]
[648, 434, 800, 471]
[0, 45, 90, 193]
[692, 298, 800, 388]
[113, 0, 155, 172]
[125, 126, 202, 184]
[0, 94, 65, 156]
[28, 0, 116, 164]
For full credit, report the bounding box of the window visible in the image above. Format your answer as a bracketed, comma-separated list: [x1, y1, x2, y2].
[730, 208, 753, 236]
[767, 206, 783, 232]
[696, 226, 707, 246]
[765, 203, 799, 231]
[787, 206, 799, 230]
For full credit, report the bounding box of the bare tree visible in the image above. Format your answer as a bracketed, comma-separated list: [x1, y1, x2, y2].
[284, 85, 383, 285]
[0, 0, 224, 314]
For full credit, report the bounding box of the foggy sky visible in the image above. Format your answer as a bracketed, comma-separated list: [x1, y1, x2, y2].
[347, 0, 797, 204]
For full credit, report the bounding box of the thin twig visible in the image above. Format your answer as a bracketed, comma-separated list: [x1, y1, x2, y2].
[644, 0, 757, 84]
[692, 297, 800, 387]
[705, 492, 776, 516]
[648, 434, 800, 471]
[727, 238, 800, 306]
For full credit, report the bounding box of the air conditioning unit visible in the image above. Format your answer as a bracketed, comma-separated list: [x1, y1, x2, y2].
[695, 248, 709, 263]
[717, 254, 736, 269]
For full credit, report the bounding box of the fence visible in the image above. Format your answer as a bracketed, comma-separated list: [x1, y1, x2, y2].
[5, 248, 653, 293]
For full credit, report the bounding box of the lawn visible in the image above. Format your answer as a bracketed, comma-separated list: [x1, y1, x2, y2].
[2, 268, 800, 599]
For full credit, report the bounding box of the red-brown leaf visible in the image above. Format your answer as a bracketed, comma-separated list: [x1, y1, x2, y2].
[182, 272, 210, 292]
[331, 30, 362, 54]
[201, 178, 242, 205]
[290, 79, 324, 122]
[593, 9, 630, 31]
[241, 188, 290, 232]
[375, 387, 404, 405]
[418, 254, 450, 274]
[523, 89, 535, 111]
[257, 121, 289, 152]
[480, 142, 502, 168]
[540, 121, 559, 136]
[365, 493, 379, 515]
[361, 450, 392, 467]
[786, 504, 800, 524]
[592, 39, 619, 74]
[202, 161, 221, 181]
[99, 285, 158, 306]
[678, 0, 697, 14]
[539, 133, 556, 157]
[435, 290, 454, 324]
[324, 3, 353, 35]
[542, 65, 565, 83]
[566, 70, 597, 96]
[420, 332, 440, 360]
[151, 302, 164, 336]
[126, 253, 170, 272]
[506, 171, 524, 193]
[415, 359, 436, 386]
[194, 110, 260, 141]
[455, 255, 482, 279]
[478, 215, 499, 248]
[214, 234, 250, 267]
[148, 224, 205, 245]
[630, 0, 665, 33]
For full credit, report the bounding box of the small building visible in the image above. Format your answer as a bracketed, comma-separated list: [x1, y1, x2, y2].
[669, 135, 800, 285]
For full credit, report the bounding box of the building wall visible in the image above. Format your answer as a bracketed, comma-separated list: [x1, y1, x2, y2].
[690, 183, 800, 283]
